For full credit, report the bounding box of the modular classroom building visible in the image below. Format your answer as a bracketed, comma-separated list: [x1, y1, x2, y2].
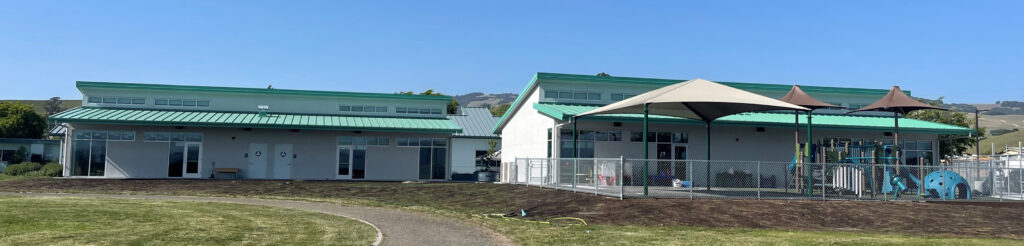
[495, 73, 973, 184]
[50, 81, 497, 181]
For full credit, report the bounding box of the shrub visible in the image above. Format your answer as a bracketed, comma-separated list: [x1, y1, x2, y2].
[2, 162, 42, 176]
[39, 162, 62, 177]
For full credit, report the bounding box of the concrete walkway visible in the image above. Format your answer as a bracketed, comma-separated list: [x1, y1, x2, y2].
[0, 192, 510, 246]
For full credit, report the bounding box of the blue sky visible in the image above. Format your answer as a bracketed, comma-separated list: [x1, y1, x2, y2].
[1, 1, 1021, 103]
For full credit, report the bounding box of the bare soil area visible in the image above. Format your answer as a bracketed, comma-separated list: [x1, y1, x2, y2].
[4, 179, 1023, 240]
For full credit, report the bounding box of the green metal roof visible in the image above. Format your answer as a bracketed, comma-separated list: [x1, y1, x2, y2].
[534, 72, 899, 96]
[77, 81, 453, 102]
[447, 107, 500, 138]
[533, 103, 971, 135]
[50, 107, 463, 133]
[492, 72, 905, 134]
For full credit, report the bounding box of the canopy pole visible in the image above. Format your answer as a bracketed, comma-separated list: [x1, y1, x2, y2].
[642, 103, 649, 196]
[894, 112, 900, 174]
[806, 110, 813, 197]
[572, 117, 578, 158]
[706, 121, 712, 191]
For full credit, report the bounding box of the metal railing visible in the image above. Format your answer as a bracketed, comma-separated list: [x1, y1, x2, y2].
[504, 156, 1024, 201]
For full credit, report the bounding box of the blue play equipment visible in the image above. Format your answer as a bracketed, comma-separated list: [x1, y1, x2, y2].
[833, 143, 972, 200]
[923, 170, 971, 199]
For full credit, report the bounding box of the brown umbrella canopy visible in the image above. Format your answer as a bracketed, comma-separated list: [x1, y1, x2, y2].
[780, 85, 839, 109]
[848, 86, 941, 114]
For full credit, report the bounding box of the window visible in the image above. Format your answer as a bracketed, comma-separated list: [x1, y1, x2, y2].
[848, 104, 867, 110]
[593, 130, 622, 142]
[574, 92, 588, 100]
[144, 132, 202, 142]
[545, 91, 558, 98]
[396, 107, 443, 115]
[340, 105, 388, 113]
[338, 136, 390, 147]
[90, 96, 146, 105]
[611, 93, 637, 101]
[546, 128, 552, 158]
[631, 131, 686, 143]
[156, 98, 210, 107]
[71, 130, 107, 176]
[397, 137, 447, 147]
[559, 129, 594, 158]
[546, 90, 603, 101]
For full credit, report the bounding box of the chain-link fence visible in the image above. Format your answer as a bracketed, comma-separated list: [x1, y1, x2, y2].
[506, 156, 1024, 201]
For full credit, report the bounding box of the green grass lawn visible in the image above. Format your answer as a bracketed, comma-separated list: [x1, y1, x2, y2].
[0, 196, 376, 246]
[2, 180, 1021, 245]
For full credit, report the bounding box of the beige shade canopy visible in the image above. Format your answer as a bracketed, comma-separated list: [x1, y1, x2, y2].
[780, 85, 839, 109]
[577, 78, 810, 121]
[847, 86, 942, 114]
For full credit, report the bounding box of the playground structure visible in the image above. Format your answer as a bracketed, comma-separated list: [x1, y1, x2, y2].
[788, 139, 973, 200]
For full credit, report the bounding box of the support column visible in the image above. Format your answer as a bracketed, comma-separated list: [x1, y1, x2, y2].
[642, 103, 650, 196]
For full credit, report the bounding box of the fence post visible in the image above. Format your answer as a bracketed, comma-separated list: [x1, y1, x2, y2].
[528, 158, 532, 187]
[620, 156, 625, 200]
[572, 158, 578, 193]
[821, 162, 826, 201]
[594, 159, 599, 196]
[882, 161, 887, 201]
[757, 161, 761, 200]
[688, 160, 693, 200]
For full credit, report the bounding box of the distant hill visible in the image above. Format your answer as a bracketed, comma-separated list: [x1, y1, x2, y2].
[0, 99, 81, 116]
[453, 92, 517, 108]
[973, 130, 1024, 155]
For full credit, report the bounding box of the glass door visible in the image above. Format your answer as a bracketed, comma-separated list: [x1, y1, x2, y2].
[337, 146, 352, 179]
[168, 142, 201, 178]
[673, 145, 687, 178]
[184, 143, 201, 178]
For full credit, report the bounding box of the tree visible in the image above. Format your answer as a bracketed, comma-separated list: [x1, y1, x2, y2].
[489, 104, 511, 117]
[0, 102, 47, 139]
[397, 90, 458, 114]
[44, 97, 64, 116]
[906, 97, 983, 157]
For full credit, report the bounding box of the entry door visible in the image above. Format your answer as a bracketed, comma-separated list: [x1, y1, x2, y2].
[337, 146, 352, 179]
[248, 143, 268, 179]
[272, 144, 293, 179]
[183, 143, 202, 178]
[168, 142, 202, 178]
[672, 145, 687, 178]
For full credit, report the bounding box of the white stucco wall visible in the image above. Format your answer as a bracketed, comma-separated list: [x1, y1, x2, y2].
[450, 137, 500, 180]
[62, 123, 451, 180]
[497, 88, 556, 183]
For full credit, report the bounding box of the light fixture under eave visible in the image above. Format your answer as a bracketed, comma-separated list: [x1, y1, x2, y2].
[258, 105, 270, 117]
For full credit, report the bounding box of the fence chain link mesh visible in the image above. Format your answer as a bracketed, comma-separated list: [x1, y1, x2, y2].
[509, 156, 1024, 201]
